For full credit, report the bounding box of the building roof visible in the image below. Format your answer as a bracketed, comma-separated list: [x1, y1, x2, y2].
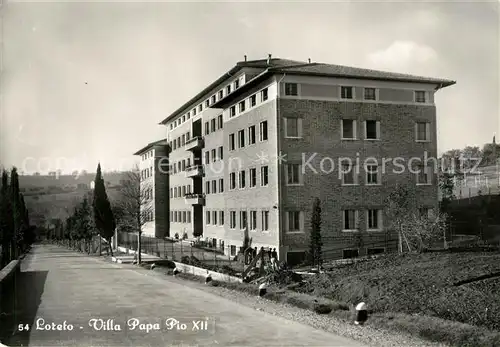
[133, 138, 168, 156]
[211, 61, 456, 109]
[158, 58, 308, 125]
[160, 57, 457, 123]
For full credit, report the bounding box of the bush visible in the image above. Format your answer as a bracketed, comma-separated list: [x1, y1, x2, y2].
[313, 303, 333, 315]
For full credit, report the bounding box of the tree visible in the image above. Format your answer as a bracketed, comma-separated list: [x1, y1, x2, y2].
[74, 197, 95, 253]
[308, 197, 323, 270]
[114, 165, 153, 264]
[92, 163, 116, 256]
[10, 168, 24, 257]
[405, 211, 448, 252]
[384, 184, 417, 253]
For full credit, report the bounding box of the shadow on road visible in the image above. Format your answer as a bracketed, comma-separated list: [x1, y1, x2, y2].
[0, 270, 48, 346]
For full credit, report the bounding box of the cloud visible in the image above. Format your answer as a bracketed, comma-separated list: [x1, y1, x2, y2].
[366, 40, 438, 73]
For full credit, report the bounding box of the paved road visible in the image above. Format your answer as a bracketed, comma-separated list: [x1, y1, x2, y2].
[2, 244, 368, 347]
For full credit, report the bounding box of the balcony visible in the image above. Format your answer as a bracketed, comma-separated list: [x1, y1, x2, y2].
[185, 165, 203, 178]
[185, 136, 204, 151]
[184, 193, 205, 206]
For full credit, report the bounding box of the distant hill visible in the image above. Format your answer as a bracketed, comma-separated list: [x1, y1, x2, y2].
[19, 172, 129, 188]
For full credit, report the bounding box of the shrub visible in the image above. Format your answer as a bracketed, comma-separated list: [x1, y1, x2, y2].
[313, 303, 333, 315]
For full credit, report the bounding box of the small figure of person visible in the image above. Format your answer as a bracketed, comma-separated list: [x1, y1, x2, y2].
[267, 248, 272, 261]
[271, 248, 278, 270]
[253, 247, 258, 260]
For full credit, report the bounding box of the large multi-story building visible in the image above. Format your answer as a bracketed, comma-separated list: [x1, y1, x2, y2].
[139, 55, 455, 265]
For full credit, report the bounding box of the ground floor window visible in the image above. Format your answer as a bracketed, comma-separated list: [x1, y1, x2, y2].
[286, 251, 305, 267]
[230, 245, 237, 256]
[343, 249, 359, 259]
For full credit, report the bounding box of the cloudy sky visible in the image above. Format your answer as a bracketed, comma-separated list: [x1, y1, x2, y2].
[1, 0, 498, 174]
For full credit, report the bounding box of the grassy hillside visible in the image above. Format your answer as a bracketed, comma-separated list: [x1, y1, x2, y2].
[297, 251, 500, 331]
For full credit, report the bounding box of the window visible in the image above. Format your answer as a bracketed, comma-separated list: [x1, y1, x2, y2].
[341, 162, 357, 185]
[341, 86, 353, 99]
[240, 211, 247, 229]
[260, 166, 268, 186]
[284, 83, 298, 96]
[367, 209, 382, 230]
[230, 245, 236, 256]
[181, 186, 186, 196]
[343, 249, 359, 259]
[182, 211, 186, 223]
[239, 101, 246, 113]
[211, 149, 216, 163]
[211, 180, 217, 193]
[217, 114, 223, 129]
[230, 106, 236, 117]
[211, 118, 216, 132]
[262, 211, 269, 231]
[284, 117, 302, 138]
[229, 211, 236, 229]
[218, 146, 223, 160]
[193, 108, 197, 116]
[205, 151, 210, 164]
[239, 170, 246, 188]
[229, 134, 235, 151]
[238, 129, 245, 148]
[212, 211, 217, 225]
[206, 211, 211, 224]
[261, 88, 268, 101]
[367, 248, 385, 255]
[249, 168, 257, 187]
[229, 172, 236, 190]
[187, 211, 191, 223]
[250, 94, 256, 107]
[365, 120, 380, 140]
[182, 115, 186, 122]
[342, 119, 356, 139]
[234, 79, 240, 89]
[226, 85, 231, 94]
[205, 181, 210, 194]
[419, 208, 431, 218]
[417, 166, 431, 185]
[218, 90, 223, 99]
[204, 122, 209, 135]
[287, 211, 302, 232]
[364, 88, 376, 100]
[343, 210, 358, 231]
[218, 178, 224, 193]
[416, 122, 430, 142]
[205, 99, 210, 107]
[259, 121, 268, 141]
[187, 112, 190, 120]
[366, 164, 380, 185]
[219, 211, 224, 225]
[186, 132, 190, 142]
[211, 95, 216, 104]
[415, 91, 426, 103]
[248, 125, 256, 145]
[250, 211, 257, 230]
[286, 164, 301, 185]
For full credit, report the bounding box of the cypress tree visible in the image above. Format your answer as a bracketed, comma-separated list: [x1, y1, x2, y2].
[92, 163, 116, 256]
[10, 168, 23, 258]
[309, 197, 323, 270]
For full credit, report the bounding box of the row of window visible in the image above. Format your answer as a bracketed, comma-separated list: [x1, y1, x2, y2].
[204, 115, 224, 136]
[341, 119, 431, 142]
[144, 210, 154, 222]
[229, 166, 269, 190]
[228, 88, 269, 118]
[170, 77, 244, 130]
[141, 150, 154, 161]
[204, 146, 224, 164]
[229, 121, 268, 151]
[169, 131, 191, 151]
[285, 163, 432, 186]
[205, 179, 224, 194]
[170, 185, 192, 198]
[141, 167, 154, 180]
[171, 210, 192, 223]
[283, 82, 429, 103]
[227, 210, 270, 231]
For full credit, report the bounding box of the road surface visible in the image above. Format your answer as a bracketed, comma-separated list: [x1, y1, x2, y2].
[1, 244, 368, 347]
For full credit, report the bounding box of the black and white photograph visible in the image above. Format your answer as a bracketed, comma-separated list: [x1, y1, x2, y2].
[0, 0, 499, 346]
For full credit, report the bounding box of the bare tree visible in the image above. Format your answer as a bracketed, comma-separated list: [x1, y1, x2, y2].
[114, 165, 154, 264]
[405, 210, 448, 252]
[384, 184, 417, 253]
